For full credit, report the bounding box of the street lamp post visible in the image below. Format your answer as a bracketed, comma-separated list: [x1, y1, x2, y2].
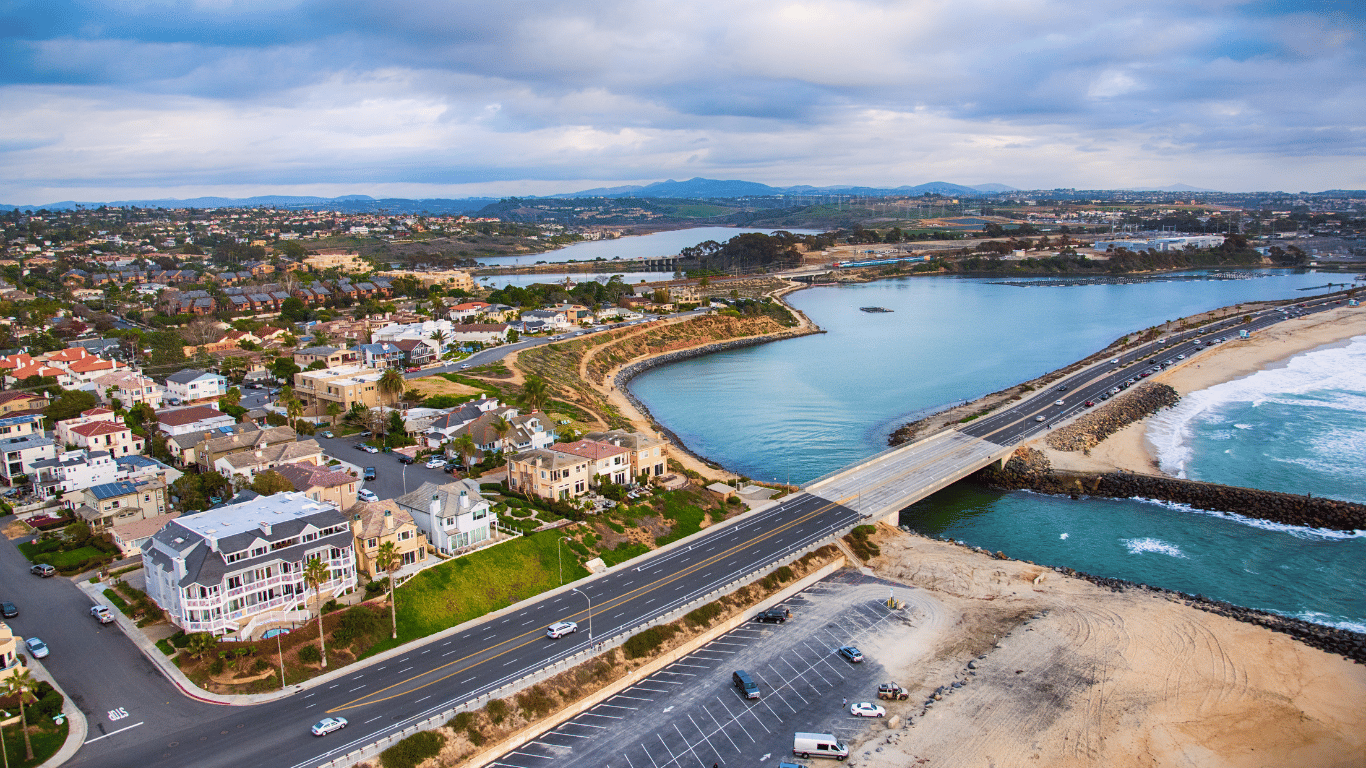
[571, 587, 592, 639]
[402, 463, 408, 495]
[277, 628, 286, 691]
[558, 536, 572, 586]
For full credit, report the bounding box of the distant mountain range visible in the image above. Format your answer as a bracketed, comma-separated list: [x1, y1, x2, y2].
[0, 178, 1025, 213]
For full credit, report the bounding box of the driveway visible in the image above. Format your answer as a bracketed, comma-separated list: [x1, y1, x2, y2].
[311, 432, 476, 501]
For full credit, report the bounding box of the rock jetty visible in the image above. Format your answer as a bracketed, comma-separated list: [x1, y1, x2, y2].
[1046, 382, 1180, 452]
[978, 447, 1366, 532]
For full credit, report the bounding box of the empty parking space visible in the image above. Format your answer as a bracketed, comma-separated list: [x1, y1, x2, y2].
[488, 571, 931, 768]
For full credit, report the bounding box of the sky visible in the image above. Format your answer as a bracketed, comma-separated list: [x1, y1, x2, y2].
[1, 0, 1363, 203]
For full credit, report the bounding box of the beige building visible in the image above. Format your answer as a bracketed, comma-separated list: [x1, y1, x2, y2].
[304, 249, 369, 273]
[584, 430, 670, 480]
[0, 621, 19, 682]
[508, 448, 591, 500]
[349, 499, 428, 579]
[276, 461, 359, 510]
[293, 365, 383, 418]
[214, 440, 324, 482]
[192, 424, 299, 472]
[379, 269, 474, 292]
[293, 345, 358, 369]
[551, 439, 633, 486]
[69, 479, 167, 532]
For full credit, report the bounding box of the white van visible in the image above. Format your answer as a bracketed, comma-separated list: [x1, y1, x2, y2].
[793, 732, 848, 761]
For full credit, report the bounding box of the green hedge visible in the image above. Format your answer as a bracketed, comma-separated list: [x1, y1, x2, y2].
[623, 625, 678, 659]
[380, 731, 445, 768]
[103, 588, 131, 615]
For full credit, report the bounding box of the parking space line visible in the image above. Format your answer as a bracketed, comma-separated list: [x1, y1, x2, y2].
[564, 721, 607, 729]
[658, 670, 696, 677]
[687, 713, 723, 764]
[614, 694, 652, 702]
[598, 703, 637, 710]
[582, 712, 623, 719]
[551, 731, 590, 739]
[633, 686, 670, 693]
[708, 640, 746, 646]
[714, 697, 755, 743]
[674, 723, 708, 768]
[768, 663, 808, 704]
[697, 649, 736, 654]
[704, 707, 741, 752]
[758, 694, 785, 722]
[623, 752, 637, 768]
[669, 662, 710, 669]
[656, 735, 681, 768]
[647, 678, 684, 685]
[644, 743, 663, 768]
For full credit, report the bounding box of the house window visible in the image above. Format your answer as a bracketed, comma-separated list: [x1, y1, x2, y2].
[367, 537, 377, 548]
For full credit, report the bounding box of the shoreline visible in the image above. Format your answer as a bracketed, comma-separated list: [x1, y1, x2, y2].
[1039, 305, 1366, 477]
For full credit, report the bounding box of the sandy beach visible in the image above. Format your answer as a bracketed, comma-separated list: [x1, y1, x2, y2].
[854, 526, 1366, 768]
[1040, 304, 1366, 475]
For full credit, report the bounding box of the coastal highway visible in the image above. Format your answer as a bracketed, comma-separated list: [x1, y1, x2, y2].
[960, 294, 1351, 446]
[67, 491, 859, 768]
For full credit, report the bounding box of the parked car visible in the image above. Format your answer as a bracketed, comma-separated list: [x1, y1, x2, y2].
[357, 489, 379, 503]
[363, 467, 377, 481]
[1, 601, 16, 618]
[91, 605, 114, 624]
[24, 637, 49, 659]
[754, 608, 788, 624]
[459, 363, 471, 369]
[837, 645, 864, 663]
[406, 366, 421, 373]
[311, 717, 347, 736]
[320, 430, 334, 439]
[546, 621, 578, 639]
[358, 430, 373, 438]
[30, 564, 55, 577]
[877, 682, 910, 700]
[397, 455, 415, 465]
[362, 445, 380, 454]
[425, 457, 446, 469]
[849, 702, 885, 718]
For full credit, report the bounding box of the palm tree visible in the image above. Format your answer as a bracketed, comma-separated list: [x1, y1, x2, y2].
[378, 369, 405, 410]
[325, 401, 343, 429]
[451, 434, 479, 469]
[303, 556, 330, 668]
[187, 631, 217, 660]
[521, 376, 551, 413]
[2, 668, 38, 760]
[489, 414, 511, 456]
[375, 541, 400, 640]
[429, 329, 449, 359]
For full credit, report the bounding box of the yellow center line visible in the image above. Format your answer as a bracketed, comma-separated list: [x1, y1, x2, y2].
[327, 496, 850, 713]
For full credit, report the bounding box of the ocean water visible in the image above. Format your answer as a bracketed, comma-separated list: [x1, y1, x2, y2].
[1147, 335, 1366, 504]
[902, 486, 1366, 632]
[628, 270, 1366, 630]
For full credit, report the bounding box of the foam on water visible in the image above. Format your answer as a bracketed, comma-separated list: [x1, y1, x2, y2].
[1123, 538, 1187, 558]
[1123, 495, 1366, 540]
[1148, 334, 1366, 478]
[1288, 612, 1366, 634]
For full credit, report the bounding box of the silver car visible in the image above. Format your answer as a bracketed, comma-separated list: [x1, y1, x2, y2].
[25, 637, 49, 659]
[311, 717, 347, 736]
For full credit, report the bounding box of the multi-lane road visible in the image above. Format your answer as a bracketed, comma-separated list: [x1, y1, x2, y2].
[47, 491, 857, 768]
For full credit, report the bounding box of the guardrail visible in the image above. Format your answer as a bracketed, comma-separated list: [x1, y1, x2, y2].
[305, 518, 862, 768]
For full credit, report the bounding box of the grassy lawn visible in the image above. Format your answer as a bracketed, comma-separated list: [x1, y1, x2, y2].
[1, 720, 68, 768]
[18, 541, 106, 569]
[364, 530, 589, 657]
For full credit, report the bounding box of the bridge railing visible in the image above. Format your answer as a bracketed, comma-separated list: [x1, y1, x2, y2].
[802, 427, 958, 490]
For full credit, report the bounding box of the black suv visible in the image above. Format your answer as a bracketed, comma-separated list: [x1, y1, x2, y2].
[732, 670, 760, 699]
[754, 608, 788, 624]
[363, 467, 377, 481]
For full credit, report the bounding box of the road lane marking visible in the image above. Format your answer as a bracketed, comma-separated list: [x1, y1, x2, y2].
[84, 721, 144, 744]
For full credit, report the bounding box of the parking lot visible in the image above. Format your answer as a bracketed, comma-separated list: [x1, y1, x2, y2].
[491, 571, 943, 768]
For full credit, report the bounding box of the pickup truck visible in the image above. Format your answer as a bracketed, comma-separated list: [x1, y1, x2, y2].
[877, 682, 910, 700]
[753, 608, 788, 624]
[90, 605, 115, 624]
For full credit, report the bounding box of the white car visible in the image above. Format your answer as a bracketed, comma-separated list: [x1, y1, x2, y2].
[25, 637, 49, 659]
[425, 457, 446, 469]
[546, 621, 578, 639]
[1054, 399, 1065, 406]
[849, 702, 886, 718]
[357, 489, 379, 503]
[311, 716, 347, 736]
[362, 445, 380, 454]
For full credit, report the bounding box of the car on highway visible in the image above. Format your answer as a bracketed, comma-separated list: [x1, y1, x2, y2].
[425, 457, 446, 469]
[837, 645, 863, 663]
[311, 717, 348, 736]
[24, 637, 49, 659]
[363, 467, 377, 481]
[30, 564, 55, 577]
[1, 601, 16, 618]
[1056, 385, 1067, 392]
[357, 489, 379, 503]
[1053, 399, 1065, 406]
[1035, 415, 1045, 422]
[1084, 400, 1094, 407]
[1177, 354, 1185, 360]
[546, 621, 578, 638]
[91, 605, 114, 623]
[849, 702, 885, 718]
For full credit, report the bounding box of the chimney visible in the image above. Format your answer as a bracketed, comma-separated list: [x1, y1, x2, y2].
[384, 510, 394, 530]
[258, 521, 271, 535]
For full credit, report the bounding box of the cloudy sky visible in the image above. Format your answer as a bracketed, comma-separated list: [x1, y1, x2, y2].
[2, 0, 1362, 202]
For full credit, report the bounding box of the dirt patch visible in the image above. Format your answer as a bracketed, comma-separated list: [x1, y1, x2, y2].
[408, 376, 487, 399]
[3, 518, 33, 540]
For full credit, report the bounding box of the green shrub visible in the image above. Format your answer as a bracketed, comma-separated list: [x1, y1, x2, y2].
[209, 657, 226, 675]
[516, 685, 556, 719]
[760, 565, 794, 591]
[844, 525, 881, 560]
[622, 625, 678, 659]
[447, 711, 475, 731]
[333, 606, 382, 646]
[103, 588, 131, 614]
[605, 519, 625, 533]
[380, 730, 446, 768]
[298, 644, 321, 664]
[156, 638, 176, 656]
[169, 630, 191, 648]
[485, 698, 508, 725]
[684, 601, 723, 628]
[252, 658, 270, 673]
[365, 580, 387, 598]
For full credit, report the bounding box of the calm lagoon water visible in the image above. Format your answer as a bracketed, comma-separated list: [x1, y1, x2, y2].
[480, 226, 823, 265]
[628, 269, 1366, 629]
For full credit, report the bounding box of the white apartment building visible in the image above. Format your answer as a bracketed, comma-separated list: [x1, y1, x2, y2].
[142, 492, 357, 639]
[165, 369, 229, 405]
[395, 479, 497, 555]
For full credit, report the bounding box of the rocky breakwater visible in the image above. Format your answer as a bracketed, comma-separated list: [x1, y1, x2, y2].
[1046, 382, 1180, 452]
[980, 447, 1366, 532]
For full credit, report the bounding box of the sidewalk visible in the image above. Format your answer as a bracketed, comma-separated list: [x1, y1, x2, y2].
[24, 654, 87, 768]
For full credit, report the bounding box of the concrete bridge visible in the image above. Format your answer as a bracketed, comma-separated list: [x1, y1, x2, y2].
[803, 429, 1016, 525]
